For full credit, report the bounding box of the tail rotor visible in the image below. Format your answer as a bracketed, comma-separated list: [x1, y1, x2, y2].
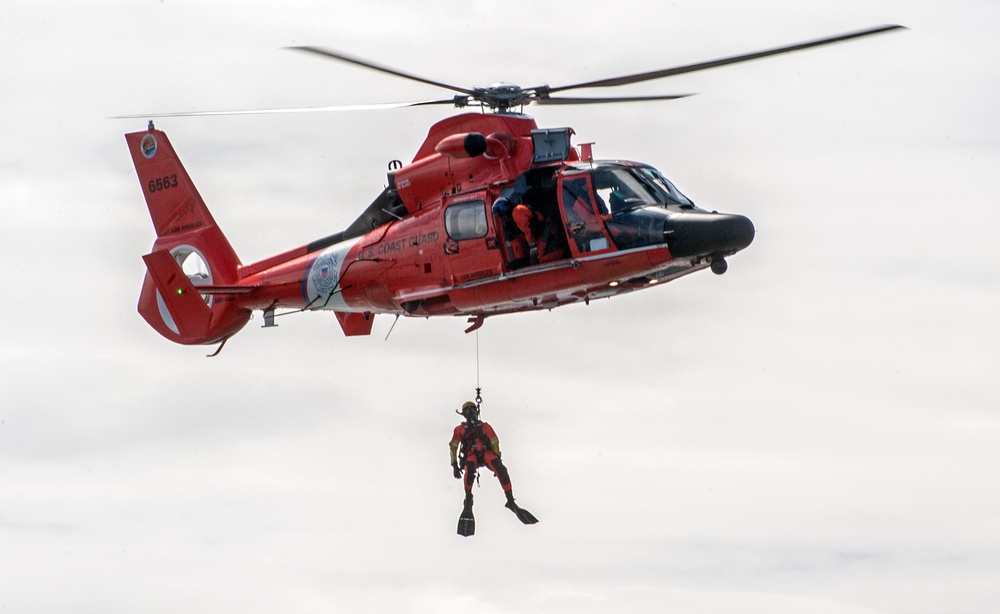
[126, 126, 251, 345]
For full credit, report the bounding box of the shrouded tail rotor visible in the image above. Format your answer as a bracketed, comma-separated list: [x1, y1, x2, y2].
[126, 127, 251, 345]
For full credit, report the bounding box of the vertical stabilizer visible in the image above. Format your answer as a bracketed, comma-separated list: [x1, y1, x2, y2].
[127, 127, 250, 345]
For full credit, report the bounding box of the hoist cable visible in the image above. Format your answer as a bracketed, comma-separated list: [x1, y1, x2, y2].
[475, 330, 482, 407]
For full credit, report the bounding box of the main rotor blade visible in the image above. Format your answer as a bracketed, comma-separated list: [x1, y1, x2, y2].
[547, 24, 906, 93]
[111, 98, 459, 119]
[535, 93, 695, 105]
[289, 46, 478, 97]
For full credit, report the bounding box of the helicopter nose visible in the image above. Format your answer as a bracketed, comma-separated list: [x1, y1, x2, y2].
[665, 212, 755, 259]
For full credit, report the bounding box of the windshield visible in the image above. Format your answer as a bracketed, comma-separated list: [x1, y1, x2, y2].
[638, 167, 693, 207]
[592, 165, 693, 213]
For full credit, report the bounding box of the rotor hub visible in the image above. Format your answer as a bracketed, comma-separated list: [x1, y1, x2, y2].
[471, 83, 535, 112]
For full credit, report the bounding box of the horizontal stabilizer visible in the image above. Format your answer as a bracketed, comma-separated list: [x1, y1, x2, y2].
[192, 285, 257, 295]
[142, 250, 212, 338]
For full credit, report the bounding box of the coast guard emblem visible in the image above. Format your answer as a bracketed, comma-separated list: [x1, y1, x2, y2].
[311, 253, 340, 295]
[140, 134, 157, 159]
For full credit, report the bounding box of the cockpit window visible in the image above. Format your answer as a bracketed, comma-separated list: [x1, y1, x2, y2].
[639, 167, 694, 207]
[592, 166, 693, 213]
[558, 163, 695, 251]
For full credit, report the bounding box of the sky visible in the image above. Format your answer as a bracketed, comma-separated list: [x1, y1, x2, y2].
[2, 1, 998, 612]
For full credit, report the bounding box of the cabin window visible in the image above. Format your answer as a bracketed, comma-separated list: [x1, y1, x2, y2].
[444, 200, 488, 241]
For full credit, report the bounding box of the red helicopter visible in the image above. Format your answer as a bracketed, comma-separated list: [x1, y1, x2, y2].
[125, 25, 902, 352]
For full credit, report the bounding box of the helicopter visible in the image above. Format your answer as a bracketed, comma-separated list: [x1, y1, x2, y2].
[124, 24, 903, 352]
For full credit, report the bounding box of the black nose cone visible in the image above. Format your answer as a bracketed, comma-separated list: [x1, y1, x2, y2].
[666, 212, 755, 258]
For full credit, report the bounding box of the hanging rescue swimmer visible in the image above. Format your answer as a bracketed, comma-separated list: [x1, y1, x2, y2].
[450, 401, 538, 536]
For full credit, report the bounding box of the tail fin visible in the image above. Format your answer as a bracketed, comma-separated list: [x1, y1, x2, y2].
[126, 127, 251, 345]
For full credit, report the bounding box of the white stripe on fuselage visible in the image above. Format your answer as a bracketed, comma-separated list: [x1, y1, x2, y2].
[303, 237, 361, 310]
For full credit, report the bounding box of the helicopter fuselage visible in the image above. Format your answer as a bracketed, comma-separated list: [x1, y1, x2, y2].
[125, 24, 909, 348]
[128, 112, 754, 344]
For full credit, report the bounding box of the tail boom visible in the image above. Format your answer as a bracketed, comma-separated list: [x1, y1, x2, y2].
[129, 128, 386, 345]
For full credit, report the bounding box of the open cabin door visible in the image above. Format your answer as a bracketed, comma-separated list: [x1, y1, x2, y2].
[558, 172, 616, 258]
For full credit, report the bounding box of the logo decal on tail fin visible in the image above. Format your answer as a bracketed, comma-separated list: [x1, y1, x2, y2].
[140, 134, 157, 159]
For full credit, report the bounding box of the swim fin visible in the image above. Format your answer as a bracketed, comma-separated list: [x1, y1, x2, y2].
[457, 501, 475, 537]
[505, 500, 539, 525]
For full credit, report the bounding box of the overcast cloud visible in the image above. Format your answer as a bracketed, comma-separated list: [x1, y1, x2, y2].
[1, 1, 998, 613]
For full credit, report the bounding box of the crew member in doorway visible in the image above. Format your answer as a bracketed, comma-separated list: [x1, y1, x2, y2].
[493, 197, 530, 268]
